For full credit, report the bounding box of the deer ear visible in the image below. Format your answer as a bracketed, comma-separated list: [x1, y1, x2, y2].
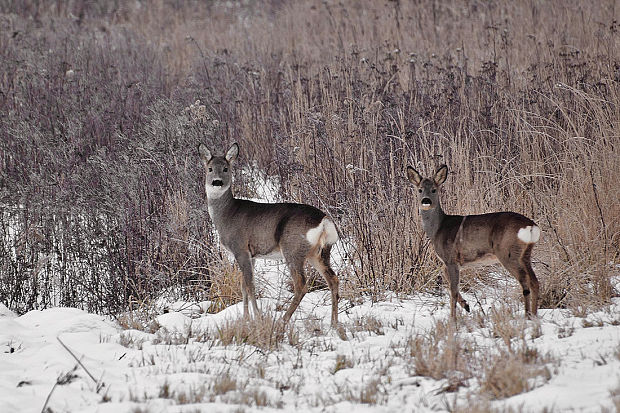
[434, 165, 448, 185]
[225, 143, 239, 162]
[407, 166, 423, 186]
[198, 144, 212, 164]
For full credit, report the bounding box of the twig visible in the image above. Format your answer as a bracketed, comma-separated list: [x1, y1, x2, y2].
[472, 291, 486, 316]
[56, 337, 102, 390]
[589, 168, 607, 259]
[40, 382, 59, 413]
[40, 366, 79, 412]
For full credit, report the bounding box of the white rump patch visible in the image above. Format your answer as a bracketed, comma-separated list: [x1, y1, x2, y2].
[517, 225, 541, 244]
[323, 219, 339, 245]
[306, 218, 339, 247]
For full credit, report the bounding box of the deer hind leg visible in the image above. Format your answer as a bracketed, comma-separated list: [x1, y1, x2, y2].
[498, 246, 532, 317]
[309, 244, 340, 327]
[281, 252, 308, 324]
[522, 245, 539, 317]
[235, 250, 259, 319]
[248, 259, 260, 317]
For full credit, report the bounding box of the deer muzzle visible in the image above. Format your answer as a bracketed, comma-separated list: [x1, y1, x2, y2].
[420, 197, 433, 210]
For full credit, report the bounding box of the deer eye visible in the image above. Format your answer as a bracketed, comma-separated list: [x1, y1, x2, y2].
[418, 189, 422, 193]
[208, 167, 212, 172]
[223, 167, 228, 172]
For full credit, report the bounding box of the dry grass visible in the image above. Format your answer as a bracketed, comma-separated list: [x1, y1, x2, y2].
[479, 344, 552, 400]
[474, 305, 553, 399]
[556, 322, 575, 339]
[211, 371, 238, 396]
[216, 314, 292, 351]
[0, 1, 617, 316]
[409, 304, 555, 399]
[337, 376, 386, 406]
[407, 319, 472, 388]
[155, 372, 239, 405]
[205, 257, 244, 313]
[118, 332, 146, 350]
[348, 315, 385, 336]
[486, 305, 530, 349]
[359, 378, 384, 405]
[332, 354, 354, 374]
[116, 305, 161, 334]
[611, 381, 620, 412]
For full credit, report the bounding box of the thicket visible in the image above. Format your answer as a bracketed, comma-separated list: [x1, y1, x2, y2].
[1, 0, 618, 315]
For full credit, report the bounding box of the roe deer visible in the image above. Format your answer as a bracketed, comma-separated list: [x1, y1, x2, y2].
[407, 165, 541, 320]
[199, 143, 340, 327]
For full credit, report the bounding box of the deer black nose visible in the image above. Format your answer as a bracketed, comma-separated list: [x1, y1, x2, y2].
[211, 179, 223, 187]
[421, 197, 432, 206]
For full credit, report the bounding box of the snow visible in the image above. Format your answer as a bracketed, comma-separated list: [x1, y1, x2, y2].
[1, 274, 619, 413]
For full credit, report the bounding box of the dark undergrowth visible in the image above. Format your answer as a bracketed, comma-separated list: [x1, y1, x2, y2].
[0, 0, 618, 315]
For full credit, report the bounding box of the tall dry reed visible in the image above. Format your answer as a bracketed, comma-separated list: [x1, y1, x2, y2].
[0, 0, 617, 314]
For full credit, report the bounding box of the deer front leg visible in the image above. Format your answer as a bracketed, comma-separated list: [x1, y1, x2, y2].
[235, 251, 260, 319]
[445, 264, 461, 321]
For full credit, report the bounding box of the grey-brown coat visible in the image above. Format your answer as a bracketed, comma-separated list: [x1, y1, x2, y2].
[199, 143, 340, 327]
[407, 164, 541, 320]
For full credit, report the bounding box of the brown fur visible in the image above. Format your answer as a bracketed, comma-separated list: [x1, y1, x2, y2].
[407, 164, 541, 320]
[199, 143, 340, 327]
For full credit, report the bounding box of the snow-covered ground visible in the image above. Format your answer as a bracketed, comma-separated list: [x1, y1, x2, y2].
[1, 265, 619, 413]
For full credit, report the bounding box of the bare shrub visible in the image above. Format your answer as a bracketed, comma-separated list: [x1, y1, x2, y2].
[0, 0, 617, 315]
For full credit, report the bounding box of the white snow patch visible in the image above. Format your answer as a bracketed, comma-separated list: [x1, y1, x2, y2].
[240, 161, 282, 203]
[0, 303, 16, 318]
[1, 280, 619, 412]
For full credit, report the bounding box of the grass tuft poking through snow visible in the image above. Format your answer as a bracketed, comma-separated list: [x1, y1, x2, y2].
[479, 343, 552, 400]
[215, 313, 293, 351]
[1, 286, 619, 411]
[407, 318, 472, 388]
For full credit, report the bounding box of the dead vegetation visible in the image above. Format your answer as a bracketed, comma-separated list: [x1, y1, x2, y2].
[407, 307, 555, 400]
[0, 1, 617, 316]
[215, 313, 293, 351]
[407, 318, 473, 389]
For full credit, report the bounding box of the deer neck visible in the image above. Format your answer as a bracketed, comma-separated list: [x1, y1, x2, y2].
[207, 187, 235, 225]
[420, 203, 446, 240]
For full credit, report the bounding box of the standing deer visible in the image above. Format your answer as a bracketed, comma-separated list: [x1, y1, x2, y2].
[406, 165, 541, 320]
[199, 143, 340, 327]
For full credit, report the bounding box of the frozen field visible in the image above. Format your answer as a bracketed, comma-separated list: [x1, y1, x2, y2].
[1, 265, 619, 413]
